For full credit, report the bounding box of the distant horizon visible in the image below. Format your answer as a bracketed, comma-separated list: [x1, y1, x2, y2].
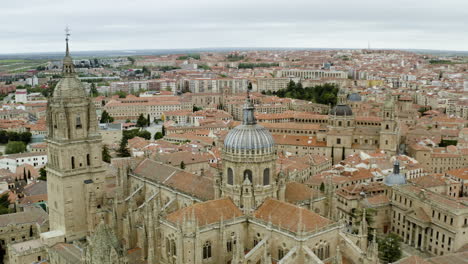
[1, 46, 467, 59]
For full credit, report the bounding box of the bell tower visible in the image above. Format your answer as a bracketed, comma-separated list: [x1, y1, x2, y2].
[44, 29, 105, 242]
[379, 94, 399, 153]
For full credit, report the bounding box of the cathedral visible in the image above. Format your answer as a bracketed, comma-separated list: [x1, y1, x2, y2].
[8, 40, 385, 264]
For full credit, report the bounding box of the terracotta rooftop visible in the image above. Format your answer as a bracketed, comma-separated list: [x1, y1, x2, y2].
[254, 198, 330, 233]
[166, 197, 243, 227]
[363, 194, 390, 207]
[446, 167, 468, 180]
[133, 159, 214, 200]
[285, 182, 322, 204]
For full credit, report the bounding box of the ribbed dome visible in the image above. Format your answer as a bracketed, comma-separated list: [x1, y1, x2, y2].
[224, 94, 275, 153]
[384, 173, 406, 186]
[53, 76, 87, 98]
[224, 124, 275, 151]
[330, 104, 353, 116]
[384, 161, 406, 186]
[348, 93, 362, 102]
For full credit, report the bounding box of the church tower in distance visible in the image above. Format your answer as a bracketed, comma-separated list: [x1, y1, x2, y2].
[44, 31, 105, 242]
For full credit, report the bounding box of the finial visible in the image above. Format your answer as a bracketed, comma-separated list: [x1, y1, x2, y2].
[65, 26, 71, 56]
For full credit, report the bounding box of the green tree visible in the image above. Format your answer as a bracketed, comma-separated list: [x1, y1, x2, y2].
[0, 130, 8, 144]
[90, 83, 99, 97]
[193, 106, 202, 112]
[38, 167, 47, 181]
[136, 114, 148, 128]
[102, 145, 111, 163]
[115, 91, 127, 98]
[180, 161, 185, 169]
[319, 182, 325, 192]
[137, 130, 151, 140]
[147, 114, 151, 126]
[5, 141, 26, 154]
[100, 110, 114, 123]
[117, 139, 131, 157]
[161, 125, 166, 136]
[154, 132, 163, 140]
[0, 193, 10, 215]
[378, 233, 402, 263]
[19, 132, 32, 144]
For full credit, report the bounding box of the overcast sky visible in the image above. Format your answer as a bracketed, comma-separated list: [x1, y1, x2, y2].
[1, 0, 467, 54]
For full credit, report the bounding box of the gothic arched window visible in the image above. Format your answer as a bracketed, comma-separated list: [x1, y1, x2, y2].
[86, 154, 90, 166]
[263, 168, 270, 186]
[227, 168, 234, 185]
[71, 156, 75, 169]
[243, 170, 253, 184]
[203, 241, 212, 259]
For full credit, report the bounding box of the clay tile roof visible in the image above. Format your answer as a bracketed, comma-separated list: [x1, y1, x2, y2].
[254, 198, 330, 232]
[446, 167, 468, 180]
[166, 197, 243, 227]
[285, 182, 321, 204]
[164, 171, 214, 201]
[0, 206, 48, 227]
[133, 159, 214, 200]
[410, 174, 446, 188]
[363, 194, 390, 207]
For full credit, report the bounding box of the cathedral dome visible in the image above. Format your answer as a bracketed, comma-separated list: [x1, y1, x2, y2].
[384, 160, 406, 186]
[348, 93, 362, 102]
[224, 96, 275, 153]
[224, 124, 275, 152]
[53, 76, 87, 98]
[330, 104, 353, 116]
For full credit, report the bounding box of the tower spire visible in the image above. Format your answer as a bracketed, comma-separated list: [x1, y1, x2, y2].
[62, 26, 75, 75]
[65, 26, 71, 57]
[242, 82, 256, 125]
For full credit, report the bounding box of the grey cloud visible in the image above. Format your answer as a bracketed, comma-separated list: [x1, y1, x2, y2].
[0, 0, 467, 53]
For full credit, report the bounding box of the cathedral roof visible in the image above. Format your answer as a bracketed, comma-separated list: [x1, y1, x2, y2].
[224, 93, 275, 152]
[254, 198, 330, 232]
[285, 182, 322, 204]
[133, 159, 214, 201]
[166, 197, 243, 227]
